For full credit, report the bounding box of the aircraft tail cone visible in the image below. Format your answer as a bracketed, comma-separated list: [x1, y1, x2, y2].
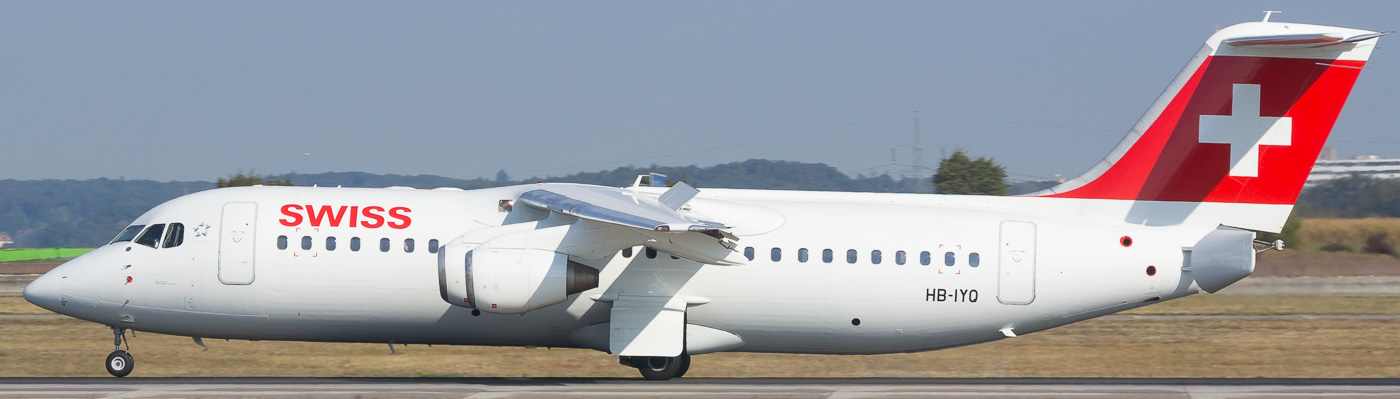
[1186, 228, 1257, 293]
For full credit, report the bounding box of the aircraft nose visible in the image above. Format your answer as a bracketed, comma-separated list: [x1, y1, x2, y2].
[22, 272, 63, 312]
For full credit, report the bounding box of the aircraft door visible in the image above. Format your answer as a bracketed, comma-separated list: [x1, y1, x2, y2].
[997, 220, 1036, 305]
[219, 202, 257, 285]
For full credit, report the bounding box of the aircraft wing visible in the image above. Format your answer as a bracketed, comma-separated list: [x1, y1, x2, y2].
[516, 183, 728, 234]
[515, 183, 740, 265]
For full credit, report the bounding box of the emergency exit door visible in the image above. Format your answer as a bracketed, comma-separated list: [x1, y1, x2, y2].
[219, 202, 257, 285]
[997, 220, 1036, 305]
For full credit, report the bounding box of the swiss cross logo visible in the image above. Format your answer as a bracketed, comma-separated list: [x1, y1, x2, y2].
[1198, 84, 1293, 177]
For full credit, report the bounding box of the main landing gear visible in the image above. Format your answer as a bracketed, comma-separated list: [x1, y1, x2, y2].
[621, 353, 690, 380]
[105, 326, 134, 377]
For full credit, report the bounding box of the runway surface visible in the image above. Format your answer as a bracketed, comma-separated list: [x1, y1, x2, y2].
[3, 378, 1398, 398]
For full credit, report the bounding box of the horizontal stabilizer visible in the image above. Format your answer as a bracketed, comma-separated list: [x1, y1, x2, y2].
[1223, 31, 1388, 48]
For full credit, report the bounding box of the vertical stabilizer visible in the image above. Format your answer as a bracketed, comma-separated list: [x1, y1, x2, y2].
[1034, 21, 1382, 232]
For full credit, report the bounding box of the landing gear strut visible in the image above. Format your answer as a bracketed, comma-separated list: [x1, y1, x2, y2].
[622, 353, 690, 380]
[105, 326, 133, 377]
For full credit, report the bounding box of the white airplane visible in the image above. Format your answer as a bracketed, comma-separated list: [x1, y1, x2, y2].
[24, 17, 1384, 379]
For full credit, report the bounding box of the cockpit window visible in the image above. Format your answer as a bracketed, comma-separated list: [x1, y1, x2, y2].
[111, 225, 146, 244]
[135, 224, 166, 248]
[163, 223, 185, 248]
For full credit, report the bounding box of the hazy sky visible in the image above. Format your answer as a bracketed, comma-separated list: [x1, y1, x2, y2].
[2, 2, 1397, 184]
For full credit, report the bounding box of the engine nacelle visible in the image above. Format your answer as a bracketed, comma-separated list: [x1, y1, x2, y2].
[439, 243, 598, 315]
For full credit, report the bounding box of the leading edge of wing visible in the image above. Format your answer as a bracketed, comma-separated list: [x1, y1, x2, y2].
[516, 184, 728, 233]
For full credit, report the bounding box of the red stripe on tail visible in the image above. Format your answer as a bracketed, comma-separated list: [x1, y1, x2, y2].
[1043, 56, 1365, 204]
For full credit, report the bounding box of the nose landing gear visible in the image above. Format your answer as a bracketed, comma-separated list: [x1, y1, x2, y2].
[621, 353, 690, 380]
[105, 326, 134, 377]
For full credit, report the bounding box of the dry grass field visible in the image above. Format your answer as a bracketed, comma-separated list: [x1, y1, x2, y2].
[0, 294, 52, 315]
[2, 293, 1396, 378]
[1301, 218, 1400, 247]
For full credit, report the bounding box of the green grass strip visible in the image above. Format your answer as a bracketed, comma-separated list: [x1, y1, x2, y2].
[0, 248, 94, 262]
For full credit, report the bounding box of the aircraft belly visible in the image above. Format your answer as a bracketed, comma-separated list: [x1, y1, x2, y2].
[677, 262, 1005, 355]
[249, 280, 598, 346]
[115, 306, 270, 340]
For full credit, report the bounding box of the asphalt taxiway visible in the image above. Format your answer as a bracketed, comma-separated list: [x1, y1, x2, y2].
[2, 378, 1398, 398]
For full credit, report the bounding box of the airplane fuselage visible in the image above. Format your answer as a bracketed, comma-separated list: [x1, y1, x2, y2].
[40, 185, 1201, 355]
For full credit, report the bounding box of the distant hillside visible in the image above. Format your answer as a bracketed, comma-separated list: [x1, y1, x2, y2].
[530, 160, 932, 193]
[274, 160, 933, 193]
[1, 160, 932, 248]
[273, 171, 498, 190]
[0, 178, 214, 249]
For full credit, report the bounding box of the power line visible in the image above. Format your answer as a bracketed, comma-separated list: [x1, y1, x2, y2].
[919, 110, 1123, 134]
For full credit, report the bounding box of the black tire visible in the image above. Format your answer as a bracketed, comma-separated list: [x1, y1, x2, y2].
[675, 353, 691, 378]
[106, 350, 133, 377]
[637, 354, 690, 381]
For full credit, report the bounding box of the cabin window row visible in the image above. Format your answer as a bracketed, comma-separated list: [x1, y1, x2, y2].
[276, 235, 440, 254]
[740, 246, 980, 267]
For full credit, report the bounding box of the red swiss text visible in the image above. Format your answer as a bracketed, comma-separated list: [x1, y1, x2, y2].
[279, 205, 412, 229]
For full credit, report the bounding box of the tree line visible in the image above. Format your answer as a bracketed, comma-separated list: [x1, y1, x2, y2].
[0, 160, 942, 248]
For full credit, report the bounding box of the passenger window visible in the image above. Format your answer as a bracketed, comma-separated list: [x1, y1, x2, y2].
[846, 249, 857, 264]
[822, 249, 833, 263]
[945, 252, 956, 266]
[970, 252, 980, 267]
[404, 238, 416, 253]
[871, 250, 882, 265]
[428, 239, 440, 254]
[744, 247, 754, 261]
[110, 225, 145, 244]
[277, 235, 288, 250]
[645, 247, 657, 259]
[351, 237, 361, 252]
[162, 223, 185, 248]
[135, 224, 166, 248]
[326, 237, 337, 251]
[622, 247, 633, 258]
[895, 250, 907, 265]
[920, 251, 931, 266]
[301, 236, 312, 250]
[380, 238, 391, 252]
[771, 248, 781, 262]
[798, 248, 809, 263]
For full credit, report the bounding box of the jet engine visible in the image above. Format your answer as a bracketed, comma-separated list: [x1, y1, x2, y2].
[439, 243, 598, 315]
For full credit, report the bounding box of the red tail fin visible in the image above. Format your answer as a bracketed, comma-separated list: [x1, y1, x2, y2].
[1036, 21, 1382, 230]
